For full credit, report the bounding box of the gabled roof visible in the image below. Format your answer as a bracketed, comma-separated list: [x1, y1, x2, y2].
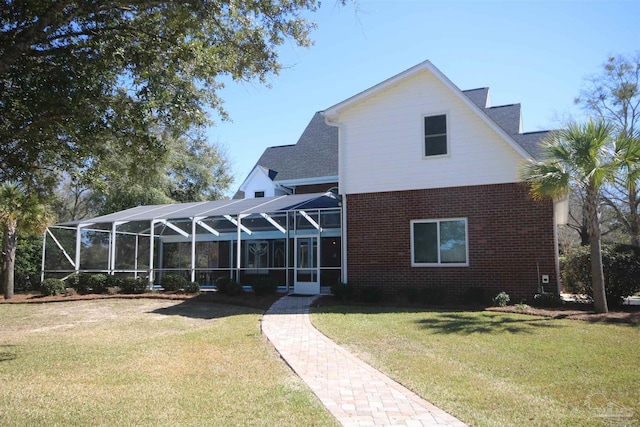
[462, 87, 490, 108]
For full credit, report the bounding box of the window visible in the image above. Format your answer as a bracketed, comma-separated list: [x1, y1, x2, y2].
[254, 191, 265, 198]
[424, 114, 447, 156]
[411, 218, 468, 266]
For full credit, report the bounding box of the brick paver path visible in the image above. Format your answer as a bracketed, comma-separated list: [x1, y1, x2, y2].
[262, 295, 468, 427]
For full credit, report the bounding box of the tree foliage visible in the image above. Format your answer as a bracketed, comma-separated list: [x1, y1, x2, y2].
[520, 119, 617, 313]
[0, 1, 323, 190]
[0, 183, 55, 299]
[576, 53, 640, 246]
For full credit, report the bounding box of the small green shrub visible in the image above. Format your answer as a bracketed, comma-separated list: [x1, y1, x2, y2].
[161, 274, 187, 292]
[120, 278, 148, 294]
[69, 273, 92, 294]
[330, 282, 352, 301]
[88, 274, 108, 294]
[41, 278, 66, 296]
[492, 291, 510, 307]
[215, 276, 232, 293]
[227, 281, 244, 296]
[563, 243, 640, 306]
[358, 286, 383, 304]
[531, 292, 564, 307]
[184, 281, 200, 294]
[251, 278, 278, 295]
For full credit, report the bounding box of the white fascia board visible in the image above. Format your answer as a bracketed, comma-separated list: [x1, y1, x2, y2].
[275, 175, 339, 187]
[323, 60, 532, 160]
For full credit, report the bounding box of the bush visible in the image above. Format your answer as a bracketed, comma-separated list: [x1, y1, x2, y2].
[106, 286, 121, 295]
[161, 273, 187, 292]
[462, 287, 486, 306]
[357, 286, 383, 304]
[184, 281, 200, 294]
[120, 278, 148, 294]
[227, 281, 244, 296]
[69, 273, 92, 294]
[88, 274, 108, 294]
[563, 243, 640, 306]
[492, 291, 510, 307]
[398, 286, 447, 306]
[531, 292, 564, 308]
[215, 276, 232, 293]
[251, 278, 278, 295]
[330, 282, 352, 301]
[41, 278, 66, 296]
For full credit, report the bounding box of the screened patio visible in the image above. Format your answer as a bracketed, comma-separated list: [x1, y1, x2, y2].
[42, 192, 342, 294]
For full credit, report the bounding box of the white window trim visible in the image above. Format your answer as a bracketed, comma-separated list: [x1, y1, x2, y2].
[422, 112, 450, 159]
[410, 218, 469, 267]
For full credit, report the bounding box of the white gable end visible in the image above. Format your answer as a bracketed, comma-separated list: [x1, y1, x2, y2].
[239, 167, 279, 198]
[328, 66, 527, 195]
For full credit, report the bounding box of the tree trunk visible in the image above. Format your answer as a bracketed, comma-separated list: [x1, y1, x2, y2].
[2, 219, 18, 299]
[629, 186, 639, 247]
[585, 186, 608, 313]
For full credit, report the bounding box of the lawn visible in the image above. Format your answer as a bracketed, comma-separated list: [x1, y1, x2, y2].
[0, 299, 339, 427]
[311, 306, 639, 427]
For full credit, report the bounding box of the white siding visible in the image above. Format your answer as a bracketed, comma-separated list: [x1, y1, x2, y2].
[242, 169, 276, 198]
[338, 70, 525, 195]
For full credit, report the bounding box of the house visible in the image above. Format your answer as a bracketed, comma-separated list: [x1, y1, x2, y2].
[42, 60, 561, 302]
[239, 60, 561, 301]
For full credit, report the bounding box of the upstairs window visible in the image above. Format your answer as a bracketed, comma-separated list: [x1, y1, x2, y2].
[424, 114, 448, 156]
[254, 191, 265, 198]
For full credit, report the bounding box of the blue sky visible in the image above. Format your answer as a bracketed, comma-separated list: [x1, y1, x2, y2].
[207, 0, 640, 192]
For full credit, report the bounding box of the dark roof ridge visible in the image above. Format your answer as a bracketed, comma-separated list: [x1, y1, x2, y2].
[487, 103, 520, 109]
[520, 130, 554, 135]
[463, 87, 489, 92]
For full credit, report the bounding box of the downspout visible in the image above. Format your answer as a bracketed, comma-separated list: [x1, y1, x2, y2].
[324, 113, 347, 284]
[553, 195, 569, 296]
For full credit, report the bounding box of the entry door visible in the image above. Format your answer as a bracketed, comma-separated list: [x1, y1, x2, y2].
[294, 236, 319, 294]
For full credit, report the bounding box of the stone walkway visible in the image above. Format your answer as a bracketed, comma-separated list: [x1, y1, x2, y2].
[261, 295, 467, 427]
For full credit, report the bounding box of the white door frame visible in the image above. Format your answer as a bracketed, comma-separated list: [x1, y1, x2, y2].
[293, 235, 320, 294]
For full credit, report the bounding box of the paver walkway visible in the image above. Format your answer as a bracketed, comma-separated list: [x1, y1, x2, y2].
[262, 295, 468, 427]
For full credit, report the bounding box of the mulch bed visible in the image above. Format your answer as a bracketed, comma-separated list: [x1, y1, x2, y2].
[0, 291, 282, 311]
[487, 305, 640, 324]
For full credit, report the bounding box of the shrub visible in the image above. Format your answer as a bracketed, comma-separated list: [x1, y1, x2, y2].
[398, 286, 447, 306]
[106, 286, 121, 295]
[492, 291, 510, 307]
[531, 292, 564, 308]
[88, 274, 108, 294]
[41, 278, 66, 296]
[227, 281, 244, 296]
[251, 278, 278, 295]
[330, 282, 352, 301]
[357, 286, 383, 304]
[69, 273, 92, 294]
[161, 274, 187, 292]
[120, 278, 148, 294]
[215, 276, 232, 293]
[184, 281, 200, 294]
[462, 287, 486, 306]
[562, 243, 640, 306]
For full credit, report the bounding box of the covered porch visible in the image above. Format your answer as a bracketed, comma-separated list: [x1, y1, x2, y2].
[42, 192, 342, 295]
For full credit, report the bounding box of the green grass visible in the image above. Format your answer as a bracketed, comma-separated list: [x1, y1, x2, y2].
[0, 299, 339, 427]
[311, 306, 640, 427]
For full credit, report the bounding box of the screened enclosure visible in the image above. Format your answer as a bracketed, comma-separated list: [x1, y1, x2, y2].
[43, 192, 342, 294]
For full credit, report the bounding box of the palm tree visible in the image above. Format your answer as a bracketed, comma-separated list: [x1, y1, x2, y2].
[0, 183, 55, 299]
[612, 135, 640, 247]
[520, 119, 617, 313]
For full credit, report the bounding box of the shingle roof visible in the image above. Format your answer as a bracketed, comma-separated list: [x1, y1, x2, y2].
[462, 87, 489, 108]
[250, 111, 338, 182]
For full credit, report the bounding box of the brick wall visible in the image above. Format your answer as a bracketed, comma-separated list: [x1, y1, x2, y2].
[346, 183, 557, 302]
[294, 182, 339, 195]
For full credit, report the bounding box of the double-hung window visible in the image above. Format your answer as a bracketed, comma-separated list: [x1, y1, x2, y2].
[424, 114, 448, 156]
[411, 218, 468, 266]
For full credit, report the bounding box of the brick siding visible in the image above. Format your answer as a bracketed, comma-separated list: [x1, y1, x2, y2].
[346, 183, 557, 302]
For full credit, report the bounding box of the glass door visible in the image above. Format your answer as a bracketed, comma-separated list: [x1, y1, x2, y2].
[294, 236, 319, 294]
